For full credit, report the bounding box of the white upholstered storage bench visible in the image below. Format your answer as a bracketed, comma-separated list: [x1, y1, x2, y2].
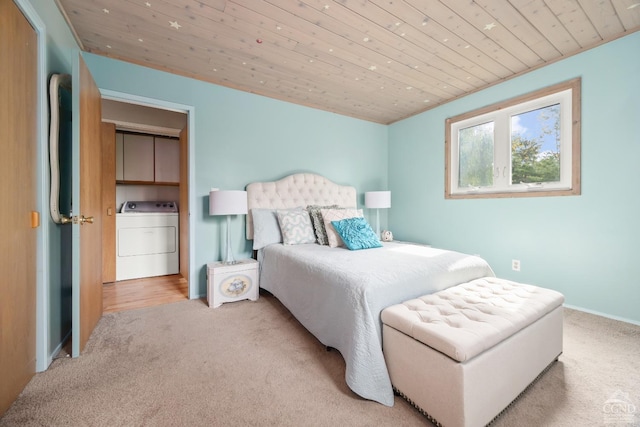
[381, 277, 564, 427]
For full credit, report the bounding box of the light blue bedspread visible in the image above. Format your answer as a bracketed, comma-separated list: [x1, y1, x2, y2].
[259, 241, 495, 406]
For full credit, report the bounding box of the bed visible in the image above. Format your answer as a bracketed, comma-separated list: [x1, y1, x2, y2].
[246, 173, 495, 406]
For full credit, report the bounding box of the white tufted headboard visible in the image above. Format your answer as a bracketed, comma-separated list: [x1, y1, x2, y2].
[245, 173, 357, 239]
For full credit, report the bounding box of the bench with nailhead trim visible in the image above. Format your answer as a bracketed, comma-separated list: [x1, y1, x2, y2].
[381, 277, 564, 427]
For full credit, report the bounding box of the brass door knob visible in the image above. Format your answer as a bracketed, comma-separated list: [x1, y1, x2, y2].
[79, 215, 94, 225]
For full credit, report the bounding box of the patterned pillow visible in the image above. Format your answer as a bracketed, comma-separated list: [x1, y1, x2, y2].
[306, 204, 340, 245]
[331, 217, 382, 250]
[276, 209, 316, 245]
[320, 208, 363, 248]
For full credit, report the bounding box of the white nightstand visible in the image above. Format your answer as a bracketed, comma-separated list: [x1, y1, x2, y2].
[207, 259, 259, 308]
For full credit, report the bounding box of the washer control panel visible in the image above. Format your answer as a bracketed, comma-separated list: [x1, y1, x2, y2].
[120, 201, 178, 213]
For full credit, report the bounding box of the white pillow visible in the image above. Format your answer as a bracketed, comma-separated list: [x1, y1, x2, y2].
[320, 208, 363, 248]
[252, 207, 305, 249]
[251, 208, 282, 250]
[276, 209, 316, 245]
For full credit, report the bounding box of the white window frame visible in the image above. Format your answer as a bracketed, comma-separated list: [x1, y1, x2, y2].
[445, 78, 581, 199]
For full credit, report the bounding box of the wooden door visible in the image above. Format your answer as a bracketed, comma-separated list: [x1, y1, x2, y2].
[0, 0, 38, 415]
[179, 127, 189, 285]
[101, 122, 116, 283]
[71, 55, 103, 356]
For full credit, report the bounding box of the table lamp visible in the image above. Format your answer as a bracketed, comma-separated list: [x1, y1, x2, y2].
[365, 191, 391, 240]
[209, 190, 248, 264]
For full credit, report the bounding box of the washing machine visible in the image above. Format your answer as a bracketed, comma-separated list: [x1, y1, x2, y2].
[116, 201, 179, 281]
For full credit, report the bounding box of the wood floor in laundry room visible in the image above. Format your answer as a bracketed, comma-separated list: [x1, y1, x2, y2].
[103, 274, 188, 313]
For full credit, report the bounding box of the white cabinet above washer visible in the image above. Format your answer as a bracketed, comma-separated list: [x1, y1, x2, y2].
[154, 137, 180, 184]
[115, 132, 179, 184]
[123, 133, 155, 182]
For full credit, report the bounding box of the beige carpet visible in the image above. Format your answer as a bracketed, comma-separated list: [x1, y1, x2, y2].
[1, 293, 639, 426]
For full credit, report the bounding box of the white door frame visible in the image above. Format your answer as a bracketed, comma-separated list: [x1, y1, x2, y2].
[99, 89, 197, 299]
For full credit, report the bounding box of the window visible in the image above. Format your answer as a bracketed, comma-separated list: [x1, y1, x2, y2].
[445, 78, 581, 199]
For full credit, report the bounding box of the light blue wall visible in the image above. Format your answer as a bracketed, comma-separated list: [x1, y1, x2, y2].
[25, 0, 386, 366]
[81, 53, 388, 297]
[389, 32, 640, 324]
[21, 0, 640, 370]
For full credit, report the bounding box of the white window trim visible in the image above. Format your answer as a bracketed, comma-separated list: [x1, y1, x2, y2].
[445, 78, 581, 199]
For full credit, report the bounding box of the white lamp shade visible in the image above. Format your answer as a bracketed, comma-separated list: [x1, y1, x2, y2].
[209, 190, 248, 216]
[365, 191, 391, 209]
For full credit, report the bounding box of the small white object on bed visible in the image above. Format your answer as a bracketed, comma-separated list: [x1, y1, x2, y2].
[246, 173, 495, 406]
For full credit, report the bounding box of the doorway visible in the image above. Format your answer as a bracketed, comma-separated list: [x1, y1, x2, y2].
[100, 96, 193, 312]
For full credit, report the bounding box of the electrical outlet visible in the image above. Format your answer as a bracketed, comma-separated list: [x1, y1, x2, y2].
[512, 259, 521, 272]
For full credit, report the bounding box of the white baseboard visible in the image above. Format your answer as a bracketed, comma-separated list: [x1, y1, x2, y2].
[563, 304, 640, 327]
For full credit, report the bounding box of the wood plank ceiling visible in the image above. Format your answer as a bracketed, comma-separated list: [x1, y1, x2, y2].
[55, 0, 640, 124]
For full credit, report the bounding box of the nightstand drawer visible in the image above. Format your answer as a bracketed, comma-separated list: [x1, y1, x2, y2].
[207, 259, 259, 308]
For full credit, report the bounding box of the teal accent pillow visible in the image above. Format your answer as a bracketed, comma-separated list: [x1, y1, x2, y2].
[331, 217, 382, 250]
